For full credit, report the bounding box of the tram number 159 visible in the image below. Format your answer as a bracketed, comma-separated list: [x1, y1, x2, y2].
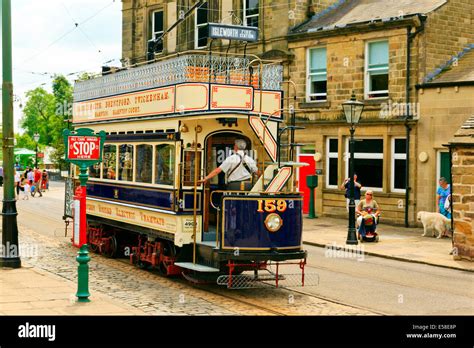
[257, 199, 287, 213]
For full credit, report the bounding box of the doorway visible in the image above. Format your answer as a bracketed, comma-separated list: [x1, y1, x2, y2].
[202, 132, 252, 242]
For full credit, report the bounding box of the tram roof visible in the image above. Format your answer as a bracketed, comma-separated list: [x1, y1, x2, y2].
[73, 51, 283, 103]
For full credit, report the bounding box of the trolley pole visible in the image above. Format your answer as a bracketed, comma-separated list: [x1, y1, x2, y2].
[1, 0, 21, 269]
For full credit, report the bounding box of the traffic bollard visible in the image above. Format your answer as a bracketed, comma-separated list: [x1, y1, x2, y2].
[76, 244, 91, 302]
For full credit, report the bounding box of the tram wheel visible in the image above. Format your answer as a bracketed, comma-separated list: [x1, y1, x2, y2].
[89, 242, 99, 253]
[137, 260, 150, 270]
[103, 235, 118, 258]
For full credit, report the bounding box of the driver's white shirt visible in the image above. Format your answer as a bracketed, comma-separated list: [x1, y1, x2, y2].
[219, 150, 258, 182]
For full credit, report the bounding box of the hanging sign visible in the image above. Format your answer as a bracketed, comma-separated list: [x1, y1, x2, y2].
[208, 23, 259, 42]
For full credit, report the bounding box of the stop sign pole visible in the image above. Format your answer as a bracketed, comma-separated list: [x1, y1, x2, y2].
[63, 128, 105, 302]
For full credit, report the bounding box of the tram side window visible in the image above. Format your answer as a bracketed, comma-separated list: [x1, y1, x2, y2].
[183, 150, 201, 186]
[102, 144, 117, 180]
[89, 163, 101, 178]
[135, 144, 153, 183]
[155, 144, 175, 185]
[119, 144, 134, 181]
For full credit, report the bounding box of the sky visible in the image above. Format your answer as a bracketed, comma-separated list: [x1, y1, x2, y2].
[1, 0, 122, 133]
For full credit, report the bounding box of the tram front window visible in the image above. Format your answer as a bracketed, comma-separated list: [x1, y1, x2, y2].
[135, 144, 153, 183]
[102, 144, 117, 180]
[155, 144, 175, 185]
[119, 144, 134, 181]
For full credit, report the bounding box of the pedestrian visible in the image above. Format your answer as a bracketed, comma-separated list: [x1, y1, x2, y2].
[14, 170, 21, 199]
[22, 178, 30, 200]
[0, 165, 3, 187]
[32, 168, 43, 197]
[27, 168, 34, 185]
[437, 177, 451, 219]
[41, 170, 48, 192]
[341, 173, 362, 211]
[199, 139, 260, 191]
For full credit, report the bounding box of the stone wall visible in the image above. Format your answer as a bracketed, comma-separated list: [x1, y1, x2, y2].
[451, 145, 474, 261]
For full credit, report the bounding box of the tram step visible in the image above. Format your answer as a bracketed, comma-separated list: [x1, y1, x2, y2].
[174, 262, 220, 273]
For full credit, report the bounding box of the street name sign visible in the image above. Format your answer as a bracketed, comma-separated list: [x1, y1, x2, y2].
[208, 23, 258, 42]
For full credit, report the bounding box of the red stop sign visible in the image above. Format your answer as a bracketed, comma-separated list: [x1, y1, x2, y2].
[68, 136, 101, 160]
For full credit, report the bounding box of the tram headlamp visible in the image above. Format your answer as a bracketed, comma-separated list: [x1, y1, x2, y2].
[264, 213, 283, 232]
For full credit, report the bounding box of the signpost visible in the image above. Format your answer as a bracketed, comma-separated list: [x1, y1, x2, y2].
[63, 128, 106, 247]
[63, 128, 105, 302]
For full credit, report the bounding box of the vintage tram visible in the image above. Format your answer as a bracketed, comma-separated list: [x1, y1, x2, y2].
[70, 50, 309, 288]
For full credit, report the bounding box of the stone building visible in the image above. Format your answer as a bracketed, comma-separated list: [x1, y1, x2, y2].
[448, 116, 474, 261]
[120, 0, 474, 225]
[417, 49, 474, 217]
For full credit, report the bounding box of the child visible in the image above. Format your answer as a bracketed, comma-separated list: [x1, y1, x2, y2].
[22, 179, 30, 200]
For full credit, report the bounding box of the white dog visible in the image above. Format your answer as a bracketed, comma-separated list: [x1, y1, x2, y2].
[417, 211, 451, 238]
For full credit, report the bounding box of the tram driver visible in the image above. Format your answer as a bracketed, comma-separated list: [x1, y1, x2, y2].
[199, 139, 260, 191]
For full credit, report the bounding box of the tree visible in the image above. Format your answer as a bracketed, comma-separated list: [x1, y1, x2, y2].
[51, 75, 74, 170]
[21, 87, 56, 146]
[20, 75, 74, 170]
[15, 133, 36, 150]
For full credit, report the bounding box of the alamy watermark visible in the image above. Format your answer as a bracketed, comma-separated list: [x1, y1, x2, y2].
[380, 100, 420, 119]
[324, 242, 365, 261]
[0, 242, 40, 259]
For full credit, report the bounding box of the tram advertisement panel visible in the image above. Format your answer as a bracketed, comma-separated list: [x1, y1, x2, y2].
[221, 196, 303, 250]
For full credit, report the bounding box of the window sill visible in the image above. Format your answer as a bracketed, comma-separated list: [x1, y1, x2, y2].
[299, 101, 331, 109]
[363, 98, 389, 106]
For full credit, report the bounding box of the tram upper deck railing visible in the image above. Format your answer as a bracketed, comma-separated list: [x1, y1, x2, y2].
[73, 52, 283, 102]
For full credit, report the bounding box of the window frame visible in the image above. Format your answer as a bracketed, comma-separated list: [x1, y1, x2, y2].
[391, 137, 407, 193]
[194, 3, 208, 49]
[364, 39, 389, 100]
[306, 47, 328, 103]
[151, 9, 164, 53]
[344, 137, 384, 192]
[326, 137, 339, 189]
[243, 0, 259, 28]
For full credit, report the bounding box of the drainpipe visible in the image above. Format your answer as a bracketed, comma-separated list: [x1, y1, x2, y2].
[404, 16, 426, 228]
[404, 25, 411, 228]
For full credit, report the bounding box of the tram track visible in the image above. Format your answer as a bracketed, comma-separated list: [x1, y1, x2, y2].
[106, 257, 375, 315]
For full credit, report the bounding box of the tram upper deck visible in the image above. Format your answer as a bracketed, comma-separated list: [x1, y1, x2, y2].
[73, 51, 284, 124]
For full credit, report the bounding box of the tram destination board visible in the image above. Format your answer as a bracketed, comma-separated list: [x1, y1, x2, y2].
[208, 23, 258, 42]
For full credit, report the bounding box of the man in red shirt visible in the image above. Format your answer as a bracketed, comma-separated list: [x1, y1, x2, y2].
[32, 168, 43, 197]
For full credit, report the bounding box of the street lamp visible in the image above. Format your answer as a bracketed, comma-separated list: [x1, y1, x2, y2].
[342, 93, 364, 245]
[33, 132, 40, 168]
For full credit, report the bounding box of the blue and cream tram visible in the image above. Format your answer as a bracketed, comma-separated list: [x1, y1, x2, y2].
[71, 51, 308, 288]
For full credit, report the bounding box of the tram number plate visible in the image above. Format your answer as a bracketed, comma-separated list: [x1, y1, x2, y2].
[68, 136, 101, 160]
[257, 199, 287, 213]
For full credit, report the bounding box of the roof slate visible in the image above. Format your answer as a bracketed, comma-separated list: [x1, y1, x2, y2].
[292, 0, 447, 34]
[427, 49, 474, 84]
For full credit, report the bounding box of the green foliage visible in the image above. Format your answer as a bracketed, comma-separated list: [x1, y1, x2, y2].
[20, 74, 74, 169]
[15, 133, 36, 150]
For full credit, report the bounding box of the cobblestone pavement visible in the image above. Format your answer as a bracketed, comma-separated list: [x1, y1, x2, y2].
[17, 225, 376, 315]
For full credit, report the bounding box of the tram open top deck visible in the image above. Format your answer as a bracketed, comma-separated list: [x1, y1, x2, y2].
[73, 51, 284, 125]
